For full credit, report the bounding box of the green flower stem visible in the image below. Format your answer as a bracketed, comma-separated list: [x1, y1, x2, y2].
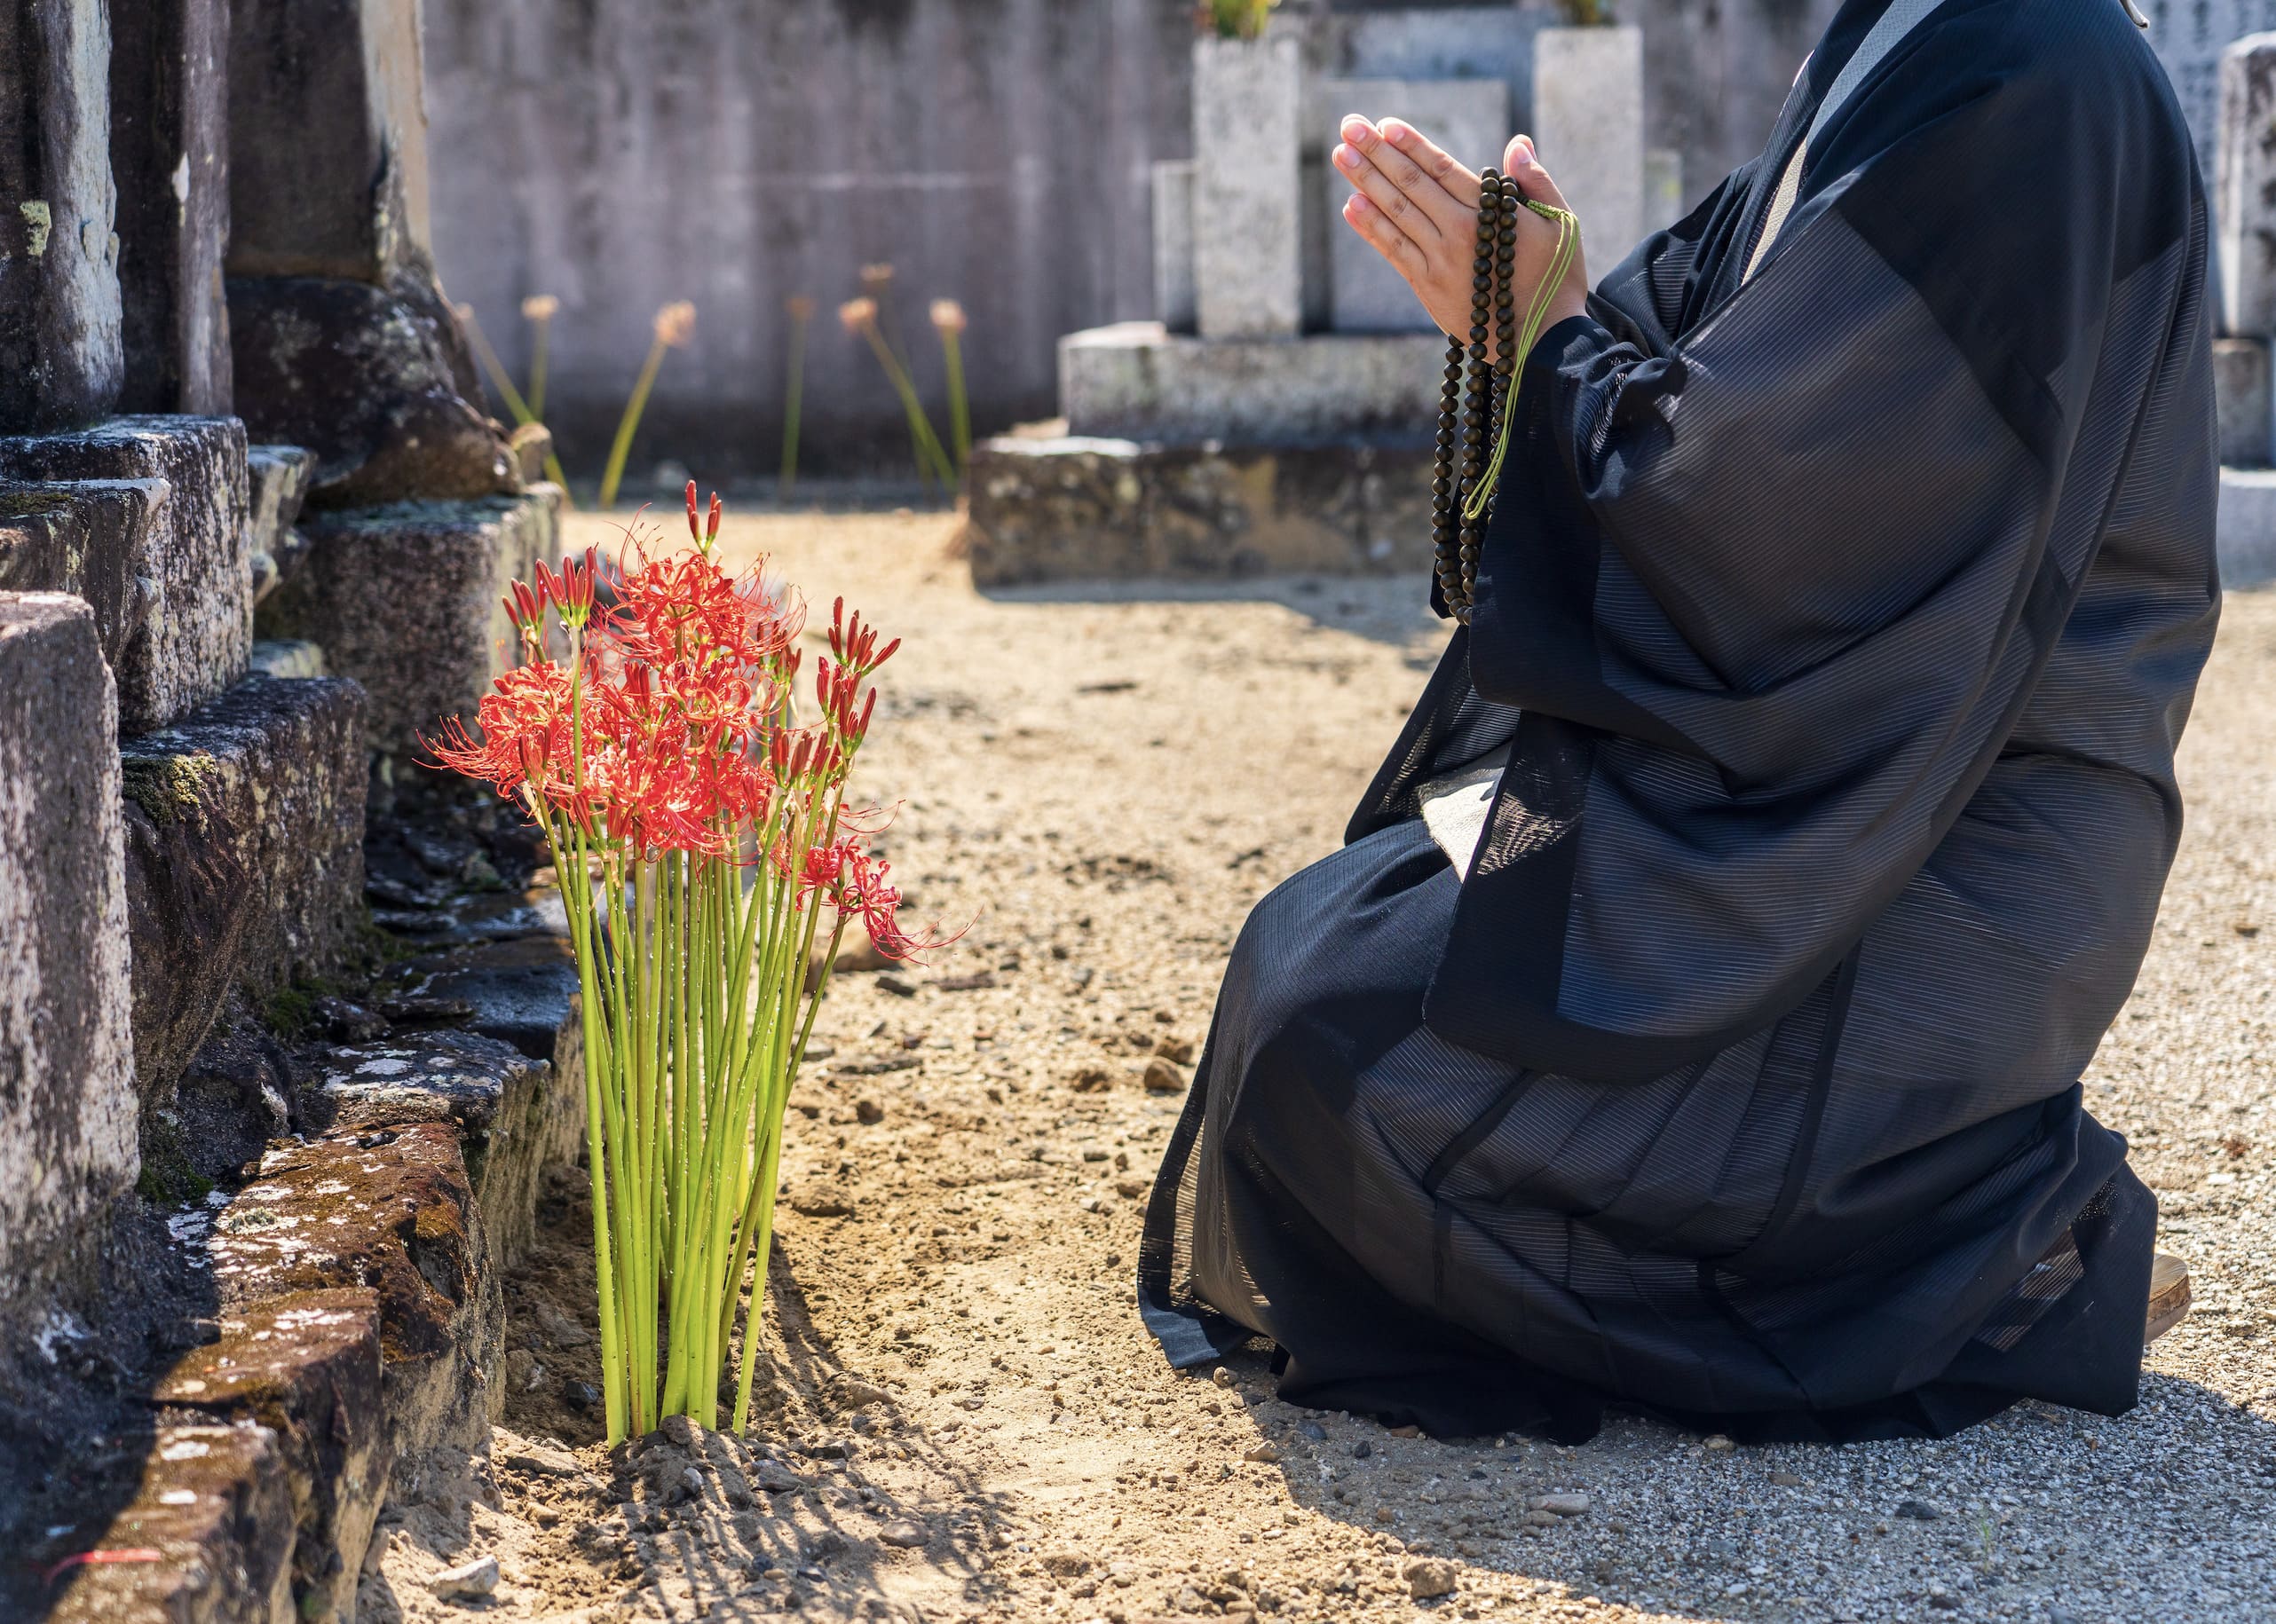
[779, 317, 810, 499]
[528, 319, 552, 420]
[940, 328, 971, 471]
[462, 307, 575, 501]
[858, 327, 958, 489]
[599, 340, 668, 509]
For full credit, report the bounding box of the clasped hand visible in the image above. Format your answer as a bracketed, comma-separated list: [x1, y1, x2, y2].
[1332, 118, 1590, 358]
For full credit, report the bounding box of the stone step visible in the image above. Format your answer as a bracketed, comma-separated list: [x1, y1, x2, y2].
[249, 639, 327, 679]
[258, 488, 564, 757]
[43, 1423, 298, 1624]
[121, 672, 368, 1104]
[0, 592, 137, 1305]
[205, 1122, 502, 1478]
[296, 1028, 575, 1274]
[150, 1291, 390, 1624]
[46, 1114, 510, 1622]
[0, 477, 165, 713]
[0, 415, 251, 734]
[965, 430, 1432, 585]
[246, 444, 318, 607]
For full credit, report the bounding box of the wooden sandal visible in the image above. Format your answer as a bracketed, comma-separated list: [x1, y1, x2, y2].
[2145, 1252, 2191, 1344]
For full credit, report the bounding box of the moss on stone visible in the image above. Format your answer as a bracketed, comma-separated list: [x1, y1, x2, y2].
[122, 751, 226, 827]
[138, 1114, 217, 1205]
[263, 984, 317, 1039]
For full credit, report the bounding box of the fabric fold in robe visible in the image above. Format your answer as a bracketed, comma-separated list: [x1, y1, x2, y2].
[1142, 0, 2222, 1442]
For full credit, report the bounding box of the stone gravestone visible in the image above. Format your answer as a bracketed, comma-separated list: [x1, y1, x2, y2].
[2216, 34, 2276, 462]
[1319, 77, 1511, 332]
[2141, 0, 2276, 190]
[110, 0, 233, 414]
[1340, 5, 1559, 130]
[0, 0, 123, 431]
[2218, 33, 2276, 335]
[1192, 33, 1304, 341]
[1533, 25, 1647, 273]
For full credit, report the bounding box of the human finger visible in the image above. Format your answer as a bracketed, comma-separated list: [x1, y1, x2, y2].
[1332, 136, 1443, 249]
[1378, 117, 1483, 211]
[1504, 134, 1576, 216]
[1339, 190, 1433, 285]
[1339, 115, 1469, 237]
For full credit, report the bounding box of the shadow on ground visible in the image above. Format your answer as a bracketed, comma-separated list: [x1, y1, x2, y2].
[1204, 1339, 2276, 1621]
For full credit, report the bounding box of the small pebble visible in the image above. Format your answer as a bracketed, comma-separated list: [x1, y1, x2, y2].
[427, 1554, 499, 1599]
[1299, 1421, 1328, 1441]
[1896, 1499, 1940, 1521]
[1243, 1442, 1282, 1463]
[1703, 1433, 1735, 1453]
[1142, 1058, 1185, 1093]
[856, 1098, 885, 1123]
[1404, 1557, 1459, 1599]
[1352, 1440, 1372, 1459]
[880, 1519, 929, 1548]
[1532, 1494, 1591, 1518]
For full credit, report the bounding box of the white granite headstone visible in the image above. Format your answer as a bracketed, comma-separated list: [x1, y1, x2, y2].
[1532, 26, 1647, 274]
[2217, 33, 2276, 335]
[1193, 35, 1304, 341]
[2142, 0, 2276, 185]
[1321, 77, 1512, 332]
[1340, 4, 1561, 131]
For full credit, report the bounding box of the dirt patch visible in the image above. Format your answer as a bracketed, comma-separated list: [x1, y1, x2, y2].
[352, 513, 2276, 1624]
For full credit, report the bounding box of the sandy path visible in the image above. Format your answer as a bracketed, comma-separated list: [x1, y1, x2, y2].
[363, 511, 2276, 1624]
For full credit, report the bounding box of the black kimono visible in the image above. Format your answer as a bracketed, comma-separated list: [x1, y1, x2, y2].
[1141, 0, 2222, 1443]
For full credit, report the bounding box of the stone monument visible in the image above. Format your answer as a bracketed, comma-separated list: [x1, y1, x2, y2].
[967, 3, 1669, 585]
[2212, 30, 2276, 584]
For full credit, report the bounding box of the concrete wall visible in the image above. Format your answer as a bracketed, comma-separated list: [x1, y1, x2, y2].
[423, 0, 1838, 485]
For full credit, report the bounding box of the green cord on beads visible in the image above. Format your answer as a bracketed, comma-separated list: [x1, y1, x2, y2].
[1462, 198, 1579, 524]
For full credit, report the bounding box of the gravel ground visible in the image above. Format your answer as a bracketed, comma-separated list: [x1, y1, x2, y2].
[362, 511, 2276, 1624]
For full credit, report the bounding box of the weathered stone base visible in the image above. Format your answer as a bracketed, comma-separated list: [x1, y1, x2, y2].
[121, 674, 369, 1106]
[209, 1122, 504, 1472]
[0, 593, 137, 1302]
[298, 1028, 571, 1274]
[150, 1291, 390, 1624]
[47, 1423, 300, 1624]
[965, 432, 1434, 585]
[0, 415, 252, 733]
[1061, 320, 1447, 442]
[46, 1119, 501, 1624]
[228, 277, 518, 508]
[258, 488, 562, 755]
[2217, 466, 2276, 587]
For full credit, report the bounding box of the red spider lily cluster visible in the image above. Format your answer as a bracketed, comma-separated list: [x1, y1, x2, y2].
[430, 485, 940, 958]
[424, 485, 954, 1440]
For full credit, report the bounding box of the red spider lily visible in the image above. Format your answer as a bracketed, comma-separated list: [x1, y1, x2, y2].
[833, 850, 962, 960]
[535, 547, 603, 630]
[827, 597, 900, 675]
[814, 657, 871, 740]
[425, 496, 949, 1447]
[684, 480, 723, 549]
